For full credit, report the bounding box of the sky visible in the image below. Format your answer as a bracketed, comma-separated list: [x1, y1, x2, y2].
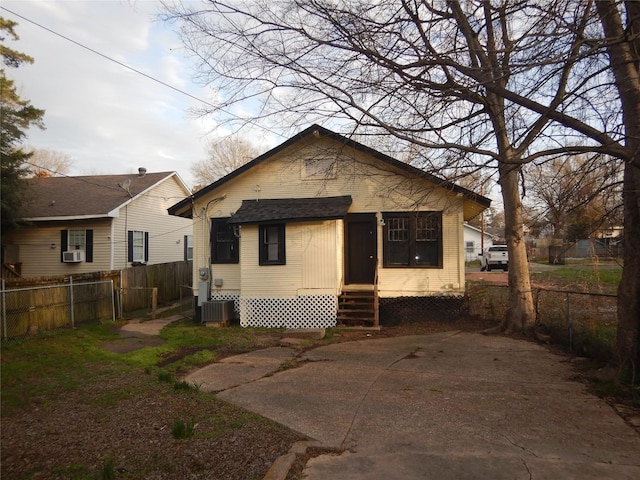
[1, 0, 280, 189]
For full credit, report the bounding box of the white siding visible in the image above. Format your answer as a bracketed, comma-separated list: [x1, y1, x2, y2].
[6, 220, 112, 278]
[7, 174, 192, 277]
[239, 224, 301, 297]
[111, 175, 192, 268]
[463, 224, 493, 261]
[300, 221, 339, 294]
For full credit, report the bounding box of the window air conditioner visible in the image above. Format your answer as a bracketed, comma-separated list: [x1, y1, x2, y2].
[201, 300, 234, 323]
[63, 250, 84, 263]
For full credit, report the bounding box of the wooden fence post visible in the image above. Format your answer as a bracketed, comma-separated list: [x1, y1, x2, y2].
[69, 276, 75, 329]
[151, 288, 158, 320]
[2, 278, 6, 340]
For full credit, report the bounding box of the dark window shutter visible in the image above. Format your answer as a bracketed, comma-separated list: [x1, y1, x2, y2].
[85, 229, 93, 262]
[127, 231, 133, 262]
[144, 232, 149, 262]
[60, 230, 68, 262]
[184, 235, 188, 261]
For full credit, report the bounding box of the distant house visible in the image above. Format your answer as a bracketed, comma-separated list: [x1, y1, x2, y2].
[169, 126, 490, 328]
[463, 224, 494, 261]
[3, 169, 193, 278]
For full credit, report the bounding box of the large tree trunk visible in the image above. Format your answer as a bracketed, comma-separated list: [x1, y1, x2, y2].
[617, 164, 640, 374]
[597, 0, 640, 374]
[498, 163, 535, 332]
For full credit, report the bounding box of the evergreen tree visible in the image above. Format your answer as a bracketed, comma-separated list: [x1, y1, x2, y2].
[1, 17, 45, 232]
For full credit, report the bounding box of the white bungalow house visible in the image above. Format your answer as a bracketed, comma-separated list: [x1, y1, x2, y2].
[3, 170, 193, 278]
[463, 224, 494, 261]
[168, 126, 490, 328]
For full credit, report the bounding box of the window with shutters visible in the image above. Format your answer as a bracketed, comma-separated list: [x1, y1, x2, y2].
[61, 229, 93, 262]
[127, 230, 149, 263]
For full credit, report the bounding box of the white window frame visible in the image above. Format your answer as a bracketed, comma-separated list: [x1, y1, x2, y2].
[132, 230, 145, 262]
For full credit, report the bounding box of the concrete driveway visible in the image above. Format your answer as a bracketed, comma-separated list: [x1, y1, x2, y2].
[187, 331, 640, 479]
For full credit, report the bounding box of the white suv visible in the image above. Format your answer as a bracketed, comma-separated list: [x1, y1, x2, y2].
[479, 245, 509, 271]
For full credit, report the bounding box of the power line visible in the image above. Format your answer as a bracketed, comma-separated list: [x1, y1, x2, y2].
[0, 5, 287, 141]
[1, 5, 218, 110]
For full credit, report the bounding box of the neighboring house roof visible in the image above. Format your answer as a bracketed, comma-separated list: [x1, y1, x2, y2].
[464, 224, 493, 238]
[168, 125, 491, 219]
[228, 196, 353, 225]
[20, 171, 188, 221]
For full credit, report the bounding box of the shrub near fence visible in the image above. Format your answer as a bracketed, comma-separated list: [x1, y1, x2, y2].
[466, 282, 618, 362]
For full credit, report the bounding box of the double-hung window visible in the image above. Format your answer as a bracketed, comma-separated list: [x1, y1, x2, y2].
[211, 218, 239, 264]
[259, 224, 285, 265]
[128, 230, 149, 263]
[383, 212, 442, 268]
[184, 235, 193, 261]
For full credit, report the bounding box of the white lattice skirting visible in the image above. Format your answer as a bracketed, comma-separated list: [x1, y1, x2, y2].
[238, 295, 338, 328]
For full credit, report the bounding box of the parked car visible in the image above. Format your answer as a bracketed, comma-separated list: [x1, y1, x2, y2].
[479, 245, 509, 271]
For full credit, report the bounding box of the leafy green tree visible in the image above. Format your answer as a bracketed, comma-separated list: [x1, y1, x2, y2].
[1, 17, 45, 232]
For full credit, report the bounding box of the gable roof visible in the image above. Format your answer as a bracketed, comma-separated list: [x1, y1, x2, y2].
[20, 171, 188, 221]
[168, 125, 491, 219]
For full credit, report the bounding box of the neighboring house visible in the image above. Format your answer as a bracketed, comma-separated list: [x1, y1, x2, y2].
[3, 169, 193, 278]
[463, 224, 494, 261]
[169, 126, 490, 328]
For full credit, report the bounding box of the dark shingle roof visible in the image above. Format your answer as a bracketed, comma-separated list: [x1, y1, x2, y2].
[228, 196, 352, 224]
[20, 172, 178, 220]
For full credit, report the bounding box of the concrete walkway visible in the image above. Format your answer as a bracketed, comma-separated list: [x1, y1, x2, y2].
[189, 331, 640, 480]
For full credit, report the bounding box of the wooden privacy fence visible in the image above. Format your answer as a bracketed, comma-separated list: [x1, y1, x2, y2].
[120, 261, 192, 312]
[1, 261, 193, 340]
[1, 278, 116, 340]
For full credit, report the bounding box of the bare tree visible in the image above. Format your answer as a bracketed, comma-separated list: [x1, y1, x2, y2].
[191, 136, 259, 189]
[25, 149, 73, 177]
[162, 1, 636, 348]
[595, 0, 640, 374]
[525, 154, 623, 242]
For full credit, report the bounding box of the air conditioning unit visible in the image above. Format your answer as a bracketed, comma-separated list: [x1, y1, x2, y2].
[63, 250, 84, 263]
[201, 300, 234, 323]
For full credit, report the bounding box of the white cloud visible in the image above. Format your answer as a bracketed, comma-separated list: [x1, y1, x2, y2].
[2, 0, 219, 188]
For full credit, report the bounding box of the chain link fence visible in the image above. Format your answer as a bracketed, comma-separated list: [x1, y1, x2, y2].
[1, 279, 115, 342]
[467, 282, 618, 361]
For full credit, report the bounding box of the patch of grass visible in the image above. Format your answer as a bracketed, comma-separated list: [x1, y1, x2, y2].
[531, 265, 622, 293]
[93, 388, 133, 407]
[0, 323, 123, 410]
[157, 370, 174, 383]
[49, 463, 93, 479]
[168, 349, 217, 374]
[276, 358, 300, 372]
[173, 380, 193, 390]
[171, 418, 196, 439]
[98, 457, 116, 480]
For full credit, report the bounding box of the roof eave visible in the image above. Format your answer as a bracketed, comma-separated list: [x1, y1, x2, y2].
[23, 214, 115, 222]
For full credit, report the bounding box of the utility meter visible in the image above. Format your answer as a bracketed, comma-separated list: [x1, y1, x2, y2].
[198, 267, 210, 282]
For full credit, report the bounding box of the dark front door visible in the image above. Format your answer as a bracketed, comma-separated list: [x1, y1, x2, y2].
[345, 214, 377, 284]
